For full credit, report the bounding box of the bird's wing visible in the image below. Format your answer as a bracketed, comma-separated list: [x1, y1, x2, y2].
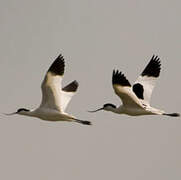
[40, 54, 65, 112]
[61, 80, 79, 112]
[132, 55, 161, 105]
[112, 70, 143, 108]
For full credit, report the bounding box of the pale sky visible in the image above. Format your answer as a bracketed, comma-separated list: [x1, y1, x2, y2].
[0, 0, 181, 179]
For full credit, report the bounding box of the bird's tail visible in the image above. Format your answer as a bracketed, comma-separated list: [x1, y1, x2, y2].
[163, 113, 180, 117]
[74, 119, 92, 125]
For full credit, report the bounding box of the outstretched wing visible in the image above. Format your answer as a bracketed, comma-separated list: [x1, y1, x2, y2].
[112, 70, 143, 108]
[40, 54, 65, 111]
[132, 55, 161, 105]
[61, 80, 79, 112]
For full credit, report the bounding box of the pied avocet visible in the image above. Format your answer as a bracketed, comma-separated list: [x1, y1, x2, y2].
[89, 55, 180, 117]
[6, 54, 91, 125]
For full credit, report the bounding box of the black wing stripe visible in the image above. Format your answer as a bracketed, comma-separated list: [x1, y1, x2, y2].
[112, 70, 131, 87]
[132, 83, 144, 100]
[62, 80, 79, 92]
[141, 55, 161, 77]
[48, 54, 65, 76]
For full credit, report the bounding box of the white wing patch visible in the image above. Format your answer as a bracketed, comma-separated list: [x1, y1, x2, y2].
[39, 54, 65, 112]
[133, 76, 157, 105]
[132, 55, 161, 105]
[112, 70, 143, 108]
[60, 91, 75, 112]
[40, 72, 63, 111]
[39, 55, 78, 113]
[113, 84, 143, 108]
[61, 80, 79, 112]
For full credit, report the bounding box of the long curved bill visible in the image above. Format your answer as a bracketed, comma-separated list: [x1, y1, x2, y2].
[3, 112, 17, 116]
[88, 108, 104, 113]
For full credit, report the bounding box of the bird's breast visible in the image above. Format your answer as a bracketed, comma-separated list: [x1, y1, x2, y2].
[122, 107, 153, 116]
[33, 108, 74, 121]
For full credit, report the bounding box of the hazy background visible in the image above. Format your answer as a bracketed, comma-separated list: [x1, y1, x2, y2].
[0, 0, 181, 179]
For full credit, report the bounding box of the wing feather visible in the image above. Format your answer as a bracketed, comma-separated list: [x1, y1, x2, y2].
[61, 80, 79, 111]
[133, 55, 161, 104]
[40, 54, 65, 111]
[112, 70, 143, 108]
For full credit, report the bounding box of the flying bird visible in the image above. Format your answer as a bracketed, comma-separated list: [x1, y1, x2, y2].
[6, 54, 91, 125]
[89, 55, 180, 117]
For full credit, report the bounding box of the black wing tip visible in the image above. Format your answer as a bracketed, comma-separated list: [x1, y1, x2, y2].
[163, 113, 180, 117]
[81, 120, 92, 125]
[73, 80, 79, 86]
[48, 54, 65, 76]
[141, 55, 161, 77]
[112, 69, 131, 87]
[75, 119, 92, 125]
[62, 80, 79, 92]
[151, 54, 161, 64]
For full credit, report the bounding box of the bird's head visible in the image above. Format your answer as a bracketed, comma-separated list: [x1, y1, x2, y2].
[17, 108, 30, 115]
[4, 108, 30, 116]
[88, 103, 117, 112]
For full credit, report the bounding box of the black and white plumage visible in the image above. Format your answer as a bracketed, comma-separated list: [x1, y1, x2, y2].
[6, 54, 91, 125]
[89, 55, 180, 117]
[133, 55, 161, 104]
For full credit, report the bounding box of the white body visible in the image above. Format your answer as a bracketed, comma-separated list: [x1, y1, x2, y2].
[106, 105, 164, 116]
[20, 108, 75, 122]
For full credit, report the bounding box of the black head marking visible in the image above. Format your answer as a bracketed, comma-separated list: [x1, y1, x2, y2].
[112, 70, 131, 87]
[132, 83, 144, 99]
[62, 80, 79, 92]
[48, 54, 65, 76]
[141, 55, 161, 77]
[103, 103, 116, 109]
[17, 108, 30, 113]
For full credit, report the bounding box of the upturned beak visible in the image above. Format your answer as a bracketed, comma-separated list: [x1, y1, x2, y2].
[88, 108, 104, 113]
[3, 112, 17, 116]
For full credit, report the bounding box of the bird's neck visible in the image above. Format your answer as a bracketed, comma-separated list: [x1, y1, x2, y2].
[109, 106, 124, 114]
[107, 107, 121, 114]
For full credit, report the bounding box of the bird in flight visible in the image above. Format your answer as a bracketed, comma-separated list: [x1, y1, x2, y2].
[89, 55, 180, 117]
[6, 54, 91, 125]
